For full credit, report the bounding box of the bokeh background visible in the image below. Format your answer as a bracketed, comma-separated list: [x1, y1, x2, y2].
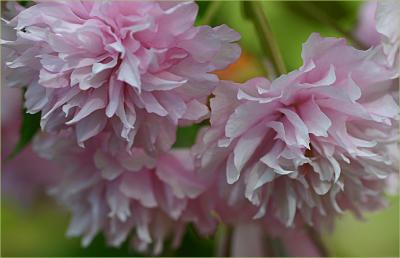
[1, 1, 399, 256]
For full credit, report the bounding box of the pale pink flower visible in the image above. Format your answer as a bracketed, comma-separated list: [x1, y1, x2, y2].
[33, 130, 214, 254]
[231, 222, 322, 257]
[355, 0, 400, 71]
[2, 1, 59, 202]
[355, 1, 400, 194]
[355, 0, 381, 47]
[1, 74, 59, 207]
[1, 2, 35, 90]
[195, 33, 399, 228]
[376, 0, 400, 70]
[231, 223, 265, 257]
[3, 1, 240, 152]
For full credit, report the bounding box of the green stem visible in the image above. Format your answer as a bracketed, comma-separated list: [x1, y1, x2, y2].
[201, 1, 223, 26]
[243, 1, 287, 78]
[297, 2, 366, 49]
[216, 224, 233, 257]
[264, 233, 288, 257]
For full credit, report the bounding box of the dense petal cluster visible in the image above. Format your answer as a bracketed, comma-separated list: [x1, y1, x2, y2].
[2, 0, 399, 255]
[3, 1, 240, 152]
[195, 33, 399, 227]
[33, 130, 215, 254]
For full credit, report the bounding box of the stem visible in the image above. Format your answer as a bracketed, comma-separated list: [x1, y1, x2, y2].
[306, 226, 329, 257]
[216, 224, 233, 257]
[243, 1, 287, 78]
[297, 2, 366, 49]
[263, 233, 289, 257]
[201, 1, 223, 26]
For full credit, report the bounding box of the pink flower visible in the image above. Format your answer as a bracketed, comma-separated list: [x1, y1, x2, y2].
[231, 222, 323, 257]
[376, 0, 400, 70]
[3, 1, 240, 152]
[2, 1, 59, 203]
[355, 0, 399, 71]
[355, 0, 381, 47]
[1, 2, 35, 90]
[1, 132, 59, 208]
[33, 130, 214, 254]
[1, 70, 59, 207]
[195, 33, 399, 227]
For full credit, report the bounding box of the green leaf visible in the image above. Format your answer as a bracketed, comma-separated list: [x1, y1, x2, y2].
[173, 124, 202, 148]
[7, 110, 41, 160]
[18, 0, 30, 7]
[169, 224, 215, 257]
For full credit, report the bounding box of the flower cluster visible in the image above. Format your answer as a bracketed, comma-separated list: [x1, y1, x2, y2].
[2, 0, 240, 152]
[33, 131, 213, 254]
[195, 33, 398, 228]
[2, 0, 399, 255]
[1, 2, 59, 207]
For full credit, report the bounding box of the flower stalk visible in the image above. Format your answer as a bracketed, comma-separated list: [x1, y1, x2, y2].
[243, 1, 287, 78]
[216, 224, 233, 257]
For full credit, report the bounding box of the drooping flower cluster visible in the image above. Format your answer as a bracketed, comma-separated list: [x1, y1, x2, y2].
[2, 0, 240, 152]
[33, 130, 214, 254]
[195, 33, 399, 228]
[2, 0, 399, 256]
[34, 128, 326, 255]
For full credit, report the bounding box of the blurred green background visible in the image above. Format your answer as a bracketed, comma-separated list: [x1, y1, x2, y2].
[1, 195, 399, 256]
[2, 1, 399, 257]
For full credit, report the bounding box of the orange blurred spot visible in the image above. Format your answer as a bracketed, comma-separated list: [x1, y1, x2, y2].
[213, 51, 264, 82]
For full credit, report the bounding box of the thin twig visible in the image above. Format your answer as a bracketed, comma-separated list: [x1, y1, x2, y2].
[216, 224, 233, 257]
[243, 1, 287, 78]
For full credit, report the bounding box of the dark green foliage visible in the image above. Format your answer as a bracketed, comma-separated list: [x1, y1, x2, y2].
[173, 124, 203, 148]
[172, 225, 215, 257]
[18, 0, 30, 7]
[283, 1, 352, 24]
[197, 1, 211, 20]
[7, 110, 41, 160]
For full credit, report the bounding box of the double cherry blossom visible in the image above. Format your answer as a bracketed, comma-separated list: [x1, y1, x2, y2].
[3, 1, 240, 152]
[196, 33, 398, 228]
[2, 0, 399, 254]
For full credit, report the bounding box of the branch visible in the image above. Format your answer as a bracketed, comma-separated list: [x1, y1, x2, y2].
[243, 1, 287, 77]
